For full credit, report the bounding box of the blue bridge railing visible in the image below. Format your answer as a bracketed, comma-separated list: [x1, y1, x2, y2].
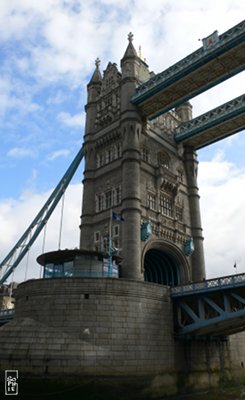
[0, 309, 15, 324]
[171, 272, 245, 297]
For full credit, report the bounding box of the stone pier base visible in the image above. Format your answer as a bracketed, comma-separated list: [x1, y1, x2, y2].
[0, 278, 244, 398]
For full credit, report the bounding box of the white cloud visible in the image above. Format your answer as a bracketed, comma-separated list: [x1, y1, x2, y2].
[57, 111, 85, 128]
[7, 147, 36, 159]
[47, 149, 70, 161]
[199, 155, 245, 278]
[0, 76, 41, 119]
[0, 0, 243, 114]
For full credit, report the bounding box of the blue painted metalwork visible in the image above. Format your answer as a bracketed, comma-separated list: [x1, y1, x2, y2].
[174, 94, 245, 148]
[43, 264, 119, 279]
[0, 147, 85, 286]
[131, 20, 245, 119]
[141, 221, 152, 241]
[171, 273, 245, 337]
[0, 309, 15, 326]
[171, 272, 245, 297]
[184, 238, 195, 256]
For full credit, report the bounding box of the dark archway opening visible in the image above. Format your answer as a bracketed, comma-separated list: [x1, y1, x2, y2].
[144, 249, 180, 286]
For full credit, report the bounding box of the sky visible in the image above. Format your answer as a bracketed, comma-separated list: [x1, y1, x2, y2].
[0, 0, 244, 284]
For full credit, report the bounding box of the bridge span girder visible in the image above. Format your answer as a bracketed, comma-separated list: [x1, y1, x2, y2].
[131, 20, 245, 120]
[174, 94, 245, 149]
[171, 273, 245, 338]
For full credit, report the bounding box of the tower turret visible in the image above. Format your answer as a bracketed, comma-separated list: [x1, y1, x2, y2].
[85, 58, 102, 135]
[80, 59, 102, 250]
[175, 101, 193, 122]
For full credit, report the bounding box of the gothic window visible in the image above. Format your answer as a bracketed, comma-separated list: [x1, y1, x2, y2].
[105, 190, 112, 209]
[108, 148, 112, 162]
[105, 150, 109, 164]
[113, 225, 119, 237]
[96, 154, 100, 168]
[160, 194, 173, 217]
[178, 169, 184, 183]
[116, 143, 122, 158]
[96, 194, 104, 212]
[96, 143, 121, 169]
[176, 206, 183, 222]
[94, 231, 100, 252]
[95, 186, 121, 213]
[147, 193, 157, 211]
[102, 236, 109, 253]
[99, 153, 104, 166]
[105, 95, 112, 106]
[142, 147, 150, 162]
[158, 152, 170, 169]
[94, 231, 100, 242]
[115, 186, 121, 205]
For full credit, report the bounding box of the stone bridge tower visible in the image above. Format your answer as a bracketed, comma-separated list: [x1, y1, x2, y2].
[80, 33, 206, 284]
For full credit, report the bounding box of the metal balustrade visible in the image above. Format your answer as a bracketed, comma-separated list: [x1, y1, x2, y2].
[174, 94, 245, 146]
[171, 272, 245, 297]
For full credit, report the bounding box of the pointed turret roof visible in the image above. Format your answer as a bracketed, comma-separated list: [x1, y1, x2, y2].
[122, 32, 138, 60]
[88, 57, 102, 85]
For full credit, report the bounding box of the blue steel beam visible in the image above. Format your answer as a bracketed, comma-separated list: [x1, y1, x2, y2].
[172, 274, 245, 337]
[174, 95, 245, 149]
[178, 308, 245, 336]
[131, 20, 245, 119]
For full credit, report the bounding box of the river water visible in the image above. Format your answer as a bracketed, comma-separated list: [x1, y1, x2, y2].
[164, 385, 245, 400]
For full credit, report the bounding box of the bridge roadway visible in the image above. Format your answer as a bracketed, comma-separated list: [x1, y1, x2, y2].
[131, 20, 245, 120]
[174, 94, 245, 149]
[171, 273, 245, 338]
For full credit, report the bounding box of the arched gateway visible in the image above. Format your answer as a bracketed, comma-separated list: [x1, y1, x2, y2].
[142, 240, 190, 286]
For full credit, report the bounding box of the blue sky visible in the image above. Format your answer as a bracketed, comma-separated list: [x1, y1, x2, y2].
[0, 0, 244, 282]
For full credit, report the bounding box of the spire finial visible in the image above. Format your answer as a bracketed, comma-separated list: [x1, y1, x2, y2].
[138, 45, 142, 58]
[95, 57, 101, 68]
[128, 32, 134, 43]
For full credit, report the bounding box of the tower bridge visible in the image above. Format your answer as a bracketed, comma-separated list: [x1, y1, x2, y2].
[0, 20, 245, 397]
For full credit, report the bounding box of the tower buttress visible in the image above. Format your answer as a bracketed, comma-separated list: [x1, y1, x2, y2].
[184, 147, 206, 281]
[121, 121, 142, 280]
[80, 59, 102, 250]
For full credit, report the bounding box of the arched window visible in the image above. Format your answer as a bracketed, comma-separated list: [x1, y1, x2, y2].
[160, 193, 173, 217]
[142, 147, 150, 162]
[158, 152, 170, 169]
[96, 154, 100, 168]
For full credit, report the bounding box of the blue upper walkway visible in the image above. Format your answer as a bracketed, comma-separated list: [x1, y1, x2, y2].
[174, 94, 245, 149]
[131, 20, 245, 120]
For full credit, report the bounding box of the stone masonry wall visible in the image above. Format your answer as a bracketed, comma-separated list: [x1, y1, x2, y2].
[0, 277, 244, 396]
[0, 278, 175, 377]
